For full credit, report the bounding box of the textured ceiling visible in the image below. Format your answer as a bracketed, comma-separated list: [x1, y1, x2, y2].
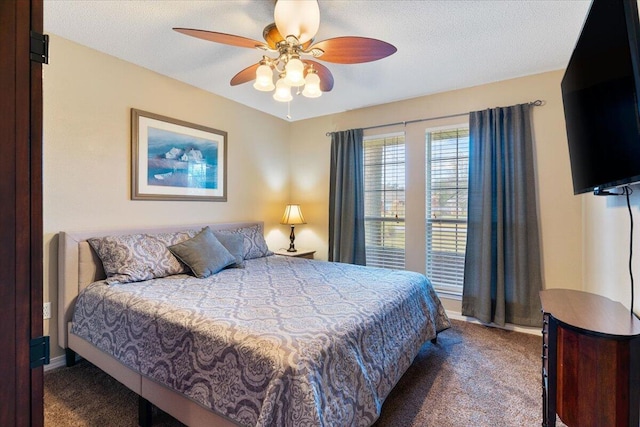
[43, 0, 591, 121]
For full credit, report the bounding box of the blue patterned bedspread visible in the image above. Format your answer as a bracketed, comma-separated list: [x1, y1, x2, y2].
[71, 255, 450, 426]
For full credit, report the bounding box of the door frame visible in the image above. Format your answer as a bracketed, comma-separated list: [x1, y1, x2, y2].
[0, 0, 44, 425]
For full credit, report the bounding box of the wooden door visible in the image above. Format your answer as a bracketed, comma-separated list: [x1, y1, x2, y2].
[0, 0, 44, 425]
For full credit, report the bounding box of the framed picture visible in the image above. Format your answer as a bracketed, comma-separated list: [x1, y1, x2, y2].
[131, 109, 227, 201]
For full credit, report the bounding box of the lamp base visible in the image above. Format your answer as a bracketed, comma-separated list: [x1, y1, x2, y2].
[287, 225, 297, 252]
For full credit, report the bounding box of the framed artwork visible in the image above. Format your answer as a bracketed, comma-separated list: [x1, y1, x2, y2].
[131, 109, 227, 201]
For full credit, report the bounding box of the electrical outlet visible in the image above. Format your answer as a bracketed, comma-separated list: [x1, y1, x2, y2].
[43, 302, 51, 320]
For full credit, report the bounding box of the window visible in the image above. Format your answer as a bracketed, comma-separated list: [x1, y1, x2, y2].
[364, 134, 405, 269]
[426, 127, 469, 293]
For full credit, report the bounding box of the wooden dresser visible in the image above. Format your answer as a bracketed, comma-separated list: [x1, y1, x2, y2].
[540, 289, 640, 427]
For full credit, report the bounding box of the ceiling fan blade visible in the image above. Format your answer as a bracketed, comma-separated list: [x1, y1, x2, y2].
[262, 23, 284, 50]
[173, 28, 266, 49]
[303, 60, 334, 92]
[301, 38, 314, 50]
[308, 37, 397, 64]
[230, 63, 260, 86]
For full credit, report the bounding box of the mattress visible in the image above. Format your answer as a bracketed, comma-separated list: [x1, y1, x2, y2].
[71, 255, 450, 426]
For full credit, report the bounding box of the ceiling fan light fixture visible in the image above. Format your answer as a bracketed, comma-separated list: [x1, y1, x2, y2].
[302, 70, 322, 98]
[284, 57, 305, 87]
[253, 63, 275, 91]
[175, 0, 397, 110]
[273, 76, 293, 102]
[274, 0, 320, 44]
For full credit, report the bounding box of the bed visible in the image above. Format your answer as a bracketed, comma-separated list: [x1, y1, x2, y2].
[58, 221, 450, 427]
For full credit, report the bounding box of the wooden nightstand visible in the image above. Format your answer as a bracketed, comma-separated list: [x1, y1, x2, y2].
[273, 249, 316, 259]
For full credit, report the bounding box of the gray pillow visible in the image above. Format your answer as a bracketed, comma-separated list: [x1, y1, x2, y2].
[214, 224, 273, 260]
[168, 227, 236, 278]
[88, 230, 196, 284]
[213, 232, 245, 268]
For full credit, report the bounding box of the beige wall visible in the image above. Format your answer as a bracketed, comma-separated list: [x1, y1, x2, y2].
[583, 190, 640, 315]
[44, 36, 589, 357]
[43, 35, 292, 357]
[290, 70, 584, 312]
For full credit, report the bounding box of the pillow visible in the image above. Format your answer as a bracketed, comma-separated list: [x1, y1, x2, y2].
[88, 230, 196, 285]
[213, 224, 273, 260]
[168, 227, 236, 278]
[213, 232, 245, 268]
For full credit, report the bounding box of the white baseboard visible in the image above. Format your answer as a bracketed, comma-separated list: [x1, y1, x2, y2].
[44, 354, 67, 372]
[446, 310, 542, 336]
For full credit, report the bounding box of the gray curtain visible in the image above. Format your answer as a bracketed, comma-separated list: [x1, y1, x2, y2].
[462, 103, 543, 327]
[329, 129, 366, 264]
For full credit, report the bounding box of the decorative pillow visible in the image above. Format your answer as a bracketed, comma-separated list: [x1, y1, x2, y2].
[214, 224, 273, 260]
[213, 232, 245, 268]
[88, 230, 196, 285]
[168, 227, 236, 278]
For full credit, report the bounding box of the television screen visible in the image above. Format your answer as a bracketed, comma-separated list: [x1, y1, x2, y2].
[561, 0, 640, 194]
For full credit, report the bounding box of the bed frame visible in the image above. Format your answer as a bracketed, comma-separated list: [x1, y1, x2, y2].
[58, 222, 262, 427]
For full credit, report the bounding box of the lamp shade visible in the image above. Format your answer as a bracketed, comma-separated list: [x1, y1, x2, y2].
[281, 204, 306, 225]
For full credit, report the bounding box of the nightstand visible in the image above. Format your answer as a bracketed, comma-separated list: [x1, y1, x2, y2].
[273, 249, 316, 259]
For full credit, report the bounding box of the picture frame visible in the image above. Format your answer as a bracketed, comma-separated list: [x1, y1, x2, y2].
[131, 108, 227, 201]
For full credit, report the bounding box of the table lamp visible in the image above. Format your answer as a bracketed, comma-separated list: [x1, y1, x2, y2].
[281, 204, 306, 252]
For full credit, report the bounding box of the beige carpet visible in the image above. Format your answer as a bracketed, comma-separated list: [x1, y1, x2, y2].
[45, 320, 563, 426]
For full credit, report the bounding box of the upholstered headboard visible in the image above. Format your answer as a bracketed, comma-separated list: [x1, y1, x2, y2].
[57, 221, 263, 349]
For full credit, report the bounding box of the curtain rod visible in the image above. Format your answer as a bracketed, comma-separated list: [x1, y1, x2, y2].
[325, 99, 544, 137]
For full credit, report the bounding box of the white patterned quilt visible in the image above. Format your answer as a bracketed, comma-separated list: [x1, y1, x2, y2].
[71, 255, 450, 426]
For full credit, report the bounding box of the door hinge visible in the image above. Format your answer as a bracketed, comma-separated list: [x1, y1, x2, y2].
[30, 31, 49, 64]
[30, 336, 50, 369]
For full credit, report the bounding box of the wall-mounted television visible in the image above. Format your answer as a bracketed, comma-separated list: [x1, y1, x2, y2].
[562, 0, 640, 195]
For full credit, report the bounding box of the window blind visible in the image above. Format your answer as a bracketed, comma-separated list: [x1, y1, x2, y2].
[364, 135, 405, 269]
[426, 127, 469, 292]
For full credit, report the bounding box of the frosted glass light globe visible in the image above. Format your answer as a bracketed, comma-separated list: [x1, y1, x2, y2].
[302, 71, 322, 98]
[284, 58, 305, 87]
[274, 0, 320, 44]
[253, 64, 275, 91]
[273, 77, 293, 102]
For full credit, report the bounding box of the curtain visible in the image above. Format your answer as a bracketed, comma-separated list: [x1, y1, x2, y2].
[462, 103, 543, 327]
[329, 129, 366, 265]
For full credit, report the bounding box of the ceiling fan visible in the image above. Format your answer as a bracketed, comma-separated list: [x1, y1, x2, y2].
[173, 0, 397, 102]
